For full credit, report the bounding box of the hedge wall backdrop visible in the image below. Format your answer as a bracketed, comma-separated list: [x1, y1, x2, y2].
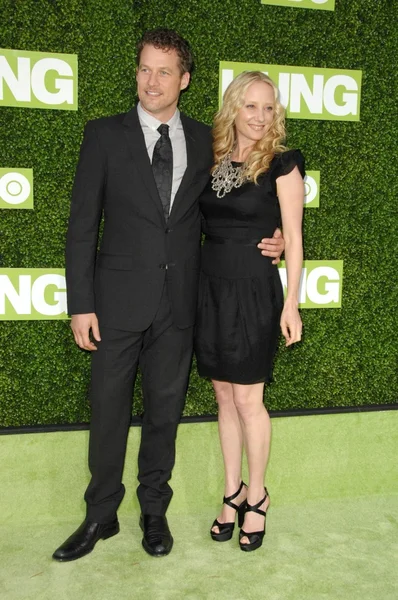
[0, 0, 397, 428]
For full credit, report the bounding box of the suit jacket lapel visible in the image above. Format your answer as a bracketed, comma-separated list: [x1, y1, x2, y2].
[168, 114, 198, 221]
[122, 107, 165, 222]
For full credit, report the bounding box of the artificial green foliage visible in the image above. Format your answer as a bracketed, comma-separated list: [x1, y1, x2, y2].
[0, 0, 397, 426]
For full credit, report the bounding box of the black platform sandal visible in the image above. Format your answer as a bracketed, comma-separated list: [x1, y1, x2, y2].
[239, 487, 269, 552]
[210, 481, 247, 542]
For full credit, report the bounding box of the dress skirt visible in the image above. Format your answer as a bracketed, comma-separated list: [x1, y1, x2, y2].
[194, 238, 284, 385]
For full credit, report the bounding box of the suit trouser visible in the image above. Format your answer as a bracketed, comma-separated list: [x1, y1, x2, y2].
[84, 283, 194, 523]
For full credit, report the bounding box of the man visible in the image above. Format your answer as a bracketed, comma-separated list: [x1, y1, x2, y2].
[53, 29, 284, 561]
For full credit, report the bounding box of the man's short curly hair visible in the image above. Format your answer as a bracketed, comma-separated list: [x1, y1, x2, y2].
[136, 29, 193, 75]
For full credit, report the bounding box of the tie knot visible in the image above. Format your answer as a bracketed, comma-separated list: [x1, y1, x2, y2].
[157, 124, 170, 137]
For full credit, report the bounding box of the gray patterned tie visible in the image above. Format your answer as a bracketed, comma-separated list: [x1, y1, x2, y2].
[152, 124, 173, 221]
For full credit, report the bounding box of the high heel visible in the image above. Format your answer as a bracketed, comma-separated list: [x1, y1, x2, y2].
[210, 481, 247, 542]
[239, 487, 269, 552]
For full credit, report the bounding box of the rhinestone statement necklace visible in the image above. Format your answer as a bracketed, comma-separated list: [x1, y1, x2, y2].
[211, 155, 247, 198]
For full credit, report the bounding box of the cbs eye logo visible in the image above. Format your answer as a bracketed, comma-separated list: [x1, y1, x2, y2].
[0, 169, 33, 209]
[304, 171, 320, 208]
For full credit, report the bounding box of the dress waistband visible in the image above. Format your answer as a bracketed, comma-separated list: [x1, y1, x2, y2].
[205, 234, 260, 247]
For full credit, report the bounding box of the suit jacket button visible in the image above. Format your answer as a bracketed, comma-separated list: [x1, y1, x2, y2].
[165, 228, 172, 233]
[159, 263, 167, 269]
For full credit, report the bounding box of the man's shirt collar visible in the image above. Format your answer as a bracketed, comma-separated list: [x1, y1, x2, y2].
[137, 102, 181, 133]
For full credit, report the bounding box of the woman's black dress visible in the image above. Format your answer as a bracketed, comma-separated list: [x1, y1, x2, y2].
[194, 149, 305, 384]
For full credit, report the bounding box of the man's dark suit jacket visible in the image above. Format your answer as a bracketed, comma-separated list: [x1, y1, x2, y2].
[66, 106, 213, 332]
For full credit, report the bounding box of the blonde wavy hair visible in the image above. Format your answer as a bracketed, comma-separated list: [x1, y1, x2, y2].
[212, 71, 286, 183]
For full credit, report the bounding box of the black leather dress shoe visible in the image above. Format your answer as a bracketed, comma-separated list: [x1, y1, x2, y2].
[52, 518, 119, 562]
[139, 514, 173, 557]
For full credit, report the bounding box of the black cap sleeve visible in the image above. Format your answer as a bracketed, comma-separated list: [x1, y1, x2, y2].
[273, 149, 305, 180]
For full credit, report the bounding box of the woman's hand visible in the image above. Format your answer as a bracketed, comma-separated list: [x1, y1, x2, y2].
[280, 301, 302, 347]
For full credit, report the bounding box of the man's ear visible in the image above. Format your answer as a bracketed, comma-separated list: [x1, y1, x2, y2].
[180, 72, 190, 91]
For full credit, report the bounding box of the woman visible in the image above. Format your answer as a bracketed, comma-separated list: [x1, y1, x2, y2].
[195, 71, 304, 552]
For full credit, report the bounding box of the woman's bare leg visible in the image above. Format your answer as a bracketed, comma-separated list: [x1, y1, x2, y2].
[211, 379, 247, 533]
[232, 382, 271, 544]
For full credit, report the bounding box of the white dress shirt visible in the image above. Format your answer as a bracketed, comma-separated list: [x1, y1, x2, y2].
[137, 102, 187, 210]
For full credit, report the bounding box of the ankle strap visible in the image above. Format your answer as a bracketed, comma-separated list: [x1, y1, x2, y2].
[223, 481, 247, 510]
[245, 488, 268, 516]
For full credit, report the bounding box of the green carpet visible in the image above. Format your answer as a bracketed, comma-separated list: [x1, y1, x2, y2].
[0, 412, 397, 599]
